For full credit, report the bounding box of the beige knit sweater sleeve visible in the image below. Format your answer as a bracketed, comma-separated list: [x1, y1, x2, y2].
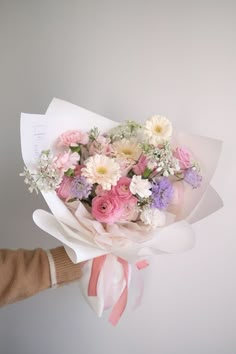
[0, 247, 83, 307]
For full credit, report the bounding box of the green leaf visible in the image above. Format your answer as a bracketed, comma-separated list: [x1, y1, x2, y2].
[65, 168, 74, 177]
[143, 167, 152, 179]
[67, 198, 77, 203]
[70, 145, 81, 153]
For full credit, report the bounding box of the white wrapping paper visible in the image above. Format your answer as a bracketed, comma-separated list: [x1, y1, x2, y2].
[21, 98, 223, 319]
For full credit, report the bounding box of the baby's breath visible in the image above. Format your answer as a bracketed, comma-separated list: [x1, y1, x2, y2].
[140, 142, 180, 177]
[20, 150, 62, 193]
[20, 167, 39, 193]
[108, 120, 142, 142]
[88, 127, 100, 142]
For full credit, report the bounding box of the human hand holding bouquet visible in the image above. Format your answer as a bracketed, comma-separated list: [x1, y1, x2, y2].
[20, 99, 222, 325]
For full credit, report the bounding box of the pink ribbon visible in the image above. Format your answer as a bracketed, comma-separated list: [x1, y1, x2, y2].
[88, 256, 149, 326]
[88, 255, 106, 296]
[108, 257, 129, 326]
[136, 259, 149, 270]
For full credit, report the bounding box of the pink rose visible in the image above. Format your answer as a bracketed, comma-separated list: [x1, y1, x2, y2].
[56, 176, 73, 201]
[89, 136, 113, 156]
[120, 197, 139, 221]
[53, 151, 79, 173]
[111, 177, 133, 202]
[57, 130, 89, 147]
[173, 147, 192, 169]
[92, 193, 123, 224]
[133, 155, 148, 175]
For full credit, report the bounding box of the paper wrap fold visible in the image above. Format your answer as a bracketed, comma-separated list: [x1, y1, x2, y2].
[21, 98, 223, 321]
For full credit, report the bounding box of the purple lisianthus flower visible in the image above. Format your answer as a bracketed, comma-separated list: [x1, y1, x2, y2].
[151, 177, 173, 209]
[71, 176, 92, 199]
[184, 168, 202, 188]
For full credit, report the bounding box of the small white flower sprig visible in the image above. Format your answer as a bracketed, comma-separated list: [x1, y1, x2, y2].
[107, 120, 142, 143]
[20, 150, 62, 193]
[140, 141, 181, 178]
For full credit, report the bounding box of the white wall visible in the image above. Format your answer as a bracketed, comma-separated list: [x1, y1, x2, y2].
[0, 1, 235, 353]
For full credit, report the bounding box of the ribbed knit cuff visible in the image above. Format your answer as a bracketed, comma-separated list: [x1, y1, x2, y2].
[48, 247, 83, 287]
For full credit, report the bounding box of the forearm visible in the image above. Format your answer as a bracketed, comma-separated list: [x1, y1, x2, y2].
[0, 247, 82, 307]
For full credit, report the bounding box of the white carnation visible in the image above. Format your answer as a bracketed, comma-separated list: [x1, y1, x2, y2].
[130, 175, 152, 198]
[140, 208, 166, 229]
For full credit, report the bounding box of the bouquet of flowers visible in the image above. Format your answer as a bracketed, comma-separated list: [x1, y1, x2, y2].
[20, 99, 222, 325]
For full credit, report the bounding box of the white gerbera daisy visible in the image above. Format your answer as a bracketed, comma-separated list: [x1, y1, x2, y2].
[82, 154, 121, 190]
[112, 138, 142, 161]
[144, 115, 172, 145]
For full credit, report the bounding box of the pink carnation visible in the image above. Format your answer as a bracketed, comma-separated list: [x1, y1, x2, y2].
[92, 193, 123, 224]
[89, 136, 113, 156]
[53, 151, 79, 173]
[174, 147, 192, 169]
[117, 159, 134, 177]
[111, 177, 133, 202]
[57, 130, 89, 147]
[56, 176, 73, 201]
[133, 155, 148, 175]
[74, 164, 84, 177]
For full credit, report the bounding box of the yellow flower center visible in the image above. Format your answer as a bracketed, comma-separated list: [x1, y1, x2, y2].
[122, 148, 133, 156]
[96, 166, 107, 175]
[154, 125, 162, 134]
